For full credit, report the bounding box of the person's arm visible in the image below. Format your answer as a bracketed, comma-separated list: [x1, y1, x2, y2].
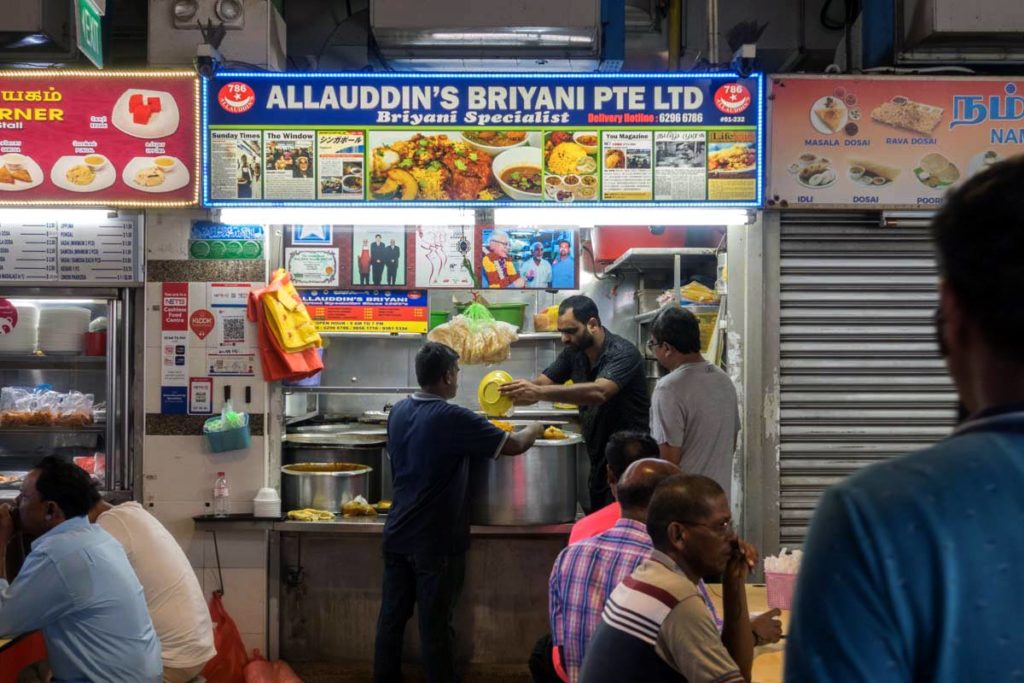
[784, 487, 910, 683]
[720, 539, 756, 682]
[500, 423, 543, 455]
[0, 546, 73, 636]
[658, 443, 683, 466]
[750, 609, 783, 645]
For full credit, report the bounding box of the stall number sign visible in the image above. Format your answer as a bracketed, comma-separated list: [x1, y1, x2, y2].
[76, 0, 104, 69]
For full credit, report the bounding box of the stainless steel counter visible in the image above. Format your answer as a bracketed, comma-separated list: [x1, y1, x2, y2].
[193, 514, 573, 537]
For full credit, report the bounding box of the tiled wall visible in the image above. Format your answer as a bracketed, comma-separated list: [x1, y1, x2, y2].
[142, 209, 269, 655]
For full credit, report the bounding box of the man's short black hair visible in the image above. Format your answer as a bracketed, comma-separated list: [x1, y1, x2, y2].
[651, 306, 701, 355]
[375, 233, 382, 239]
[33, 455, 102, 519]
[558, 295, 600, 326]
[646, 474, 726, 551]
[415, 342, 459, 388]
[931, 156, 1024, 362]
[605, 431, 659, 482]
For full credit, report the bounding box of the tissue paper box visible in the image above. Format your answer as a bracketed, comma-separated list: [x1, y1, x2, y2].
[765, 572, 797, 610]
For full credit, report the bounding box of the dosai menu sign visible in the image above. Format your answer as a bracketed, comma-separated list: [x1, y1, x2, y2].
[768, 76, 1024, 210]
[203, 72, 763, 207]
[301, 289, 428, 334]
[0, 71, 198, 206]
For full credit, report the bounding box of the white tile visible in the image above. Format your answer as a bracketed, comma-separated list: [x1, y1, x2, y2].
[143, 356, 162, 414]
[144, 282, 163, 349]
[203, 530, 267, 570]
[142, 435, 266, 503]
[145, 210, 203, 260]
[206, 567, 267, 629]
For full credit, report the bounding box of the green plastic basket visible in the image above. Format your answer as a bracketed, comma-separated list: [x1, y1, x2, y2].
[429, 310, 451, 330]
[454, 302, 527, 330]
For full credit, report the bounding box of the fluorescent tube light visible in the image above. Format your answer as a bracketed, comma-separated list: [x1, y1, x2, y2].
[219, 208, 476, 226]
[493, 208, 753, 227]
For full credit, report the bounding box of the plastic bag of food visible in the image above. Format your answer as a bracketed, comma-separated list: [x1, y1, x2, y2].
[428, 302, 518, 365]
[56, 391, 95, 427]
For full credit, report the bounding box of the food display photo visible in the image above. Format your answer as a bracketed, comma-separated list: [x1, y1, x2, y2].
[368, 130, 543, 201]
[543, 131, 599, 202]
[0, 153, 44, 191]
[50, 155, 116, 192]
[122, 155, 190, 192]
[112, 89, 181, 139]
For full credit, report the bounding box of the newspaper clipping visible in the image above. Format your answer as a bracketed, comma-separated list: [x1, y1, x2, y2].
[264, 130, 316, 200]
[706, 130, 757, 201]
[317, 131, 365, 200]
[654, 131, 707, 201]
[210, 130, 263, 200]
[601, 131, 653, 201]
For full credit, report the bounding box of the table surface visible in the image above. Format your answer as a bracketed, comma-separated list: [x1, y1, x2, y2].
[705, 584, 787, 683]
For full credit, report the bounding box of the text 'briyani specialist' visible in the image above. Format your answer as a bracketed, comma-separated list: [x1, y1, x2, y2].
[264, 84, 708, 125]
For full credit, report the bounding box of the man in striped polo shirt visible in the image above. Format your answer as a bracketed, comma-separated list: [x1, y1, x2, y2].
[579, 475, 756, 683]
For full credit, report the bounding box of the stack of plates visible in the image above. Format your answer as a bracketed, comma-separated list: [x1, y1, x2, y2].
[0, 303, 38, 354]
[478, 370, 514, 417]
[38, 307, 90, 354]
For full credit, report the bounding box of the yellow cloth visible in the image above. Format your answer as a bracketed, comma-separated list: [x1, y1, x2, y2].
[262, 268, 322, 353]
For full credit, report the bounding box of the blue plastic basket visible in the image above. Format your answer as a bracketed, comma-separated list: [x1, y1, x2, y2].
[204, 414, 251, 453]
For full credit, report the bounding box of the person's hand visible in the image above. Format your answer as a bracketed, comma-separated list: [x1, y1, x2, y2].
[751, 608, 783, 645]
[0, 504, 14, 546]
[499, 379, 543, 404]
[512, 277, 527, 288]
[724, 537, 758, 583]
[526, 423, 545, 440]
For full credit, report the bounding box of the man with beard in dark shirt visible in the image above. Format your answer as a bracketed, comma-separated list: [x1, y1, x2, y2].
[501, 295, 650, 511]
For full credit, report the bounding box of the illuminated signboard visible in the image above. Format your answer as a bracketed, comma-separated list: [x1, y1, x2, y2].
[0, 70, 199, 207]
[203, 71, 763, 208]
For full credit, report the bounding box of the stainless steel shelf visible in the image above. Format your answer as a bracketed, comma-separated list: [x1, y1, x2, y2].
[319, 332, 424, 340]
[604, 248, 718, 276]
[0, 424, 105, 435]
[282, 386, 418, 395]
[515, 333, 560, 341]
[0, 355, 106, 370]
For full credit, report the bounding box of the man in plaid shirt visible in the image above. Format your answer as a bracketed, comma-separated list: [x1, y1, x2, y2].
[549, 451, 681, 682]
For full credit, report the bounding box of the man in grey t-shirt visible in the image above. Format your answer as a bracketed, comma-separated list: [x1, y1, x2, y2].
[646, 307, 739, 495]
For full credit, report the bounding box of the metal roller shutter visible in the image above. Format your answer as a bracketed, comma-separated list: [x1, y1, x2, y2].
[778, 212, 958, 546]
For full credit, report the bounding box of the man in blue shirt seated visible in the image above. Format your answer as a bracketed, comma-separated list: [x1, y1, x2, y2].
[0, 456, 162, 683]
[785, 157, 1024, 681]
[373, 342, 543, 683]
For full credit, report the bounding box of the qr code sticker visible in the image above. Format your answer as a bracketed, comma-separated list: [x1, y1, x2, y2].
[223, 317, 246, 343]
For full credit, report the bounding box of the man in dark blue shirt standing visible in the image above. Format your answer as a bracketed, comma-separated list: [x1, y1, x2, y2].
[786, 157, 1024, 681]
[374, 342, 542, 683]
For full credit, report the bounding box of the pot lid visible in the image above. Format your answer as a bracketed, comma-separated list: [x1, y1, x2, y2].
[283, 432, 387, 446]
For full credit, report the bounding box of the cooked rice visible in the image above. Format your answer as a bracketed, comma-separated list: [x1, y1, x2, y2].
[410, 167, 448, 200]
[548, 142, 588, 175]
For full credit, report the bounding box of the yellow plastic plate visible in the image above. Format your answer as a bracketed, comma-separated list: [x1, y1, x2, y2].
[478, 370, 513, 417]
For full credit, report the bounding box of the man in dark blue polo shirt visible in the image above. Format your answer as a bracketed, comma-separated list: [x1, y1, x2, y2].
[501, 295, 651, 511]
[373, 342, 542, 683]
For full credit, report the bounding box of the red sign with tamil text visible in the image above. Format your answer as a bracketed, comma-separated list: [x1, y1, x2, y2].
[0, 71, 198, 205]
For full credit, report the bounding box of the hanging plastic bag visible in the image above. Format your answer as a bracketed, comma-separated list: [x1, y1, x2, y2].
[201, 592, 250, 683]
[243, 650, 303, 683]
[427, 302, 518, 365]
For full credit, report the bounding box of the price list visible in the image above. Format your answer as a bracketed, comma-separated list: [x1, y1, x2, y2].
[0, 218, 140, 284]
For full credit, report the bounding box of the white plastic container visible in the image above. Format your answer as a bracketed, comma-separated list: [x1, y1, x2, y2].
[213, 472, 230, 517]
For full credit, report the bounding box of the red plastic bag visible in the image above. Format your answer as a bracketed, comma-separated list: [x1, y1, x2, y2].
[244, 650, 302, 683]
[201, 592, 249, 683]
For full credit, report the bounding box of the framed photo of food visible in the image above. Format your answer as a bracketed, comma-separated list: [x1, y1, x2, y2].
[479, 226, 577, 290]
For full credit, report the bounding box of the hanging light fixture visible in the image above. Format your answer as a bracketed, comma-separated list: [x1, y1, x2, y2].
[215, 0, 245, 28]
[171, 0, 198, 27]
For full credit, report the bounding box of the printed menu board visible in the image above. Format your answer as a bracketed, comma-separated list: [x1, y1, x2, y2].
[300, 289, 428, 334]
[0, 215, 142, 284]
[203, 73, 762, 207]
[768, 76, 1024, 209]
[0, 71, 199, 206]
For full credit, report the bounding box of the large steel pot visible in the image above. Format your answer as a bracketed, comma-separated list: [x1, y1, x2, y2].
[469, 430, 583, 525]
[281, 463, 372, 512]
[283, 430, 387, 502]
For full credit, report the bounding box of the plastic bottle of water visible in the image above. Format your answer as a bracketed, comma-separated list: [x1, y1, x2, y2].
[213, 472, 230, 518]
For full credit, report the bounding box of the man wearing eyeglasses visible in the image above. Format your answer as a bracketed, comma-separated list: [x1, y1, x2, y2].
[579, 474, 758, 683]
[647, 307, 739, 497]
[482, 230, 525, 288]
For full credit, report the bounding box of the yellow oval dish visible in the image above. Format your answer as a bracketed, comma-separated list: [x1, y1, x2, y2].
[479, 370, 514, 417]
[553, 379, 578, 410]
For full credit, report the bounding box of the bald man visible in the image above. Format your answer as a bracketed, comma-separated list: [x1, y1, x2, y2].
[548, 458, 681, 682]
